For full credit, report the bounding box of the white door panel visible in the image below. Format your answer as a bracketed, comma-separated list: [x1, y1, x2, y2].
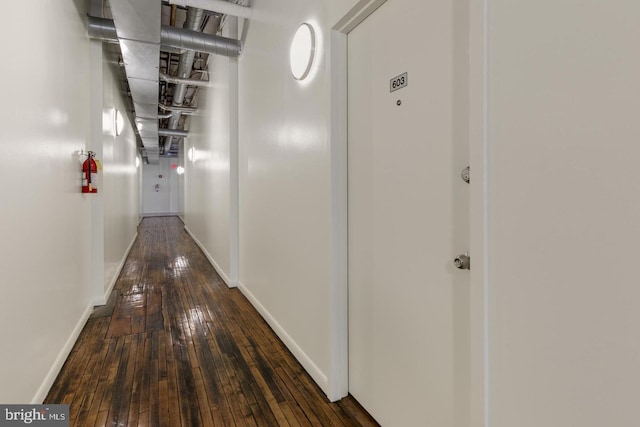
[348, 0, 470, 425]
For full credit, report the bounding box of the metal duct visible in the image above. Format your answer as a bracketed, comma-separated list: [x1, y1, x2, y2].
[87, 17, 242, 57]
[158, 128, 189, 138]
[168, 0, 252, 19]
[88, 0, 105, 18]
[87, 16, 119, 42]
[161, 45, 186, 55]
[160, 26, 241, 57]
[160, 72, 211, 87]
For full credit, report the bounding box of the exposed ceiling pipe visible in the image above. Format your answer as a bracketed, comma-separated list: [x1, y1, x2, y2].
[159, 104, 198, 114]
[164, 7, 205, 154]
[168, 0, 252, 19]
[158, 128, 189, 138]
[87, 17, 242, 57]
[160, 72, 211, 87]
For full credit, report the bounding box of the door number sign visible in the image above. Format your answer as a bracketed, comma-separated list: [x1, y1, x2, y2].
[390, 72, 408, 92]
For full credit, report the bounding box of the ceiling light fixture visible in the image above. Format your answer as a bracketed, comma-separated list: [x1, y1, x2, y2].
[290, 23, 316, 81]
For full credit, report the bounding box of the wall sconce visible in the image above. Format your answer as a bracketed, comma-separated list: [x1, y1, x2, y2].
[115, 109, 124, 136]
[290, 23, 317, 81]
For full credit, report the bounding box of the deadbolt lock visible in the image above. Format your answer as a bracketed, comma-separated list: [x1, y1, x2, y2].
[454, 252, 470, 270]
[461, 166, 470, 184]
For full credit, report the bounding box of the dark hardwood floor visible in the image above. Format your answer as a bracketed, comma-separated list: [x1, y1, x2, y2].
[46, 216, 377, 427]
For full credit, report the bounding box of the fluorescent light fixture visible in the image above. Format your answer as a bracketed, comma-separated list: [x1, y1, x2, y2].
[290, 23, 316, 81]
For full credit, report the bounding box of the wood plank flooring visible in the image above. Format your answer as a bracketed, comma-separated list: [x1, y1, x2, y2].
[45, 217, 378, 427]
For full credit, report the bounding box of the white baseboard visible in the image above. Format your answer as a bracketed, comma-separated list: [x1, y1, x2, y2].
[94, 232, 138, 306]
[184, 226, 236, 288]
[237, 281, 329, 395]
[32, 302, 93, 403]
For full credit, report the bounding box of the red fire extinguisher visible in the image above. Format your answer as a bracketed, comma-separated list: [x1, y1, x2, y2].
[82, 151, 98, 193]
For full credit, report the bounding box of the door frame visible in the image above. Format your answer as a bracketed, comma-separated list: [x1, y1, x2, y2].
[327, 1, 490, 424]
[327, 0, 388, 402]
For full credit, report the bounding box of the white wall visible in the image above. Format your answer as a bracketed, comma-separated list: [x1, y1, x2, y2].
[239, 0, 331, 392]
[0, 0, 93, 403]
[142, 157, 179, 216]
[487, 1, 640, 425]
[183, 29, 234, 284]
[0, 0, 140, 402]
[101, 57, 140, 301]
[237, 0, 359, 394]
[182, 0, 358, 397]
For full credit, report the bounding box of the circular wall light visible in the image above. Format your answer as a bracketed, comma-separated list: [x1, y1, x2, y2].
[290, 23, 316, 81]
[115, 109, 124, 136]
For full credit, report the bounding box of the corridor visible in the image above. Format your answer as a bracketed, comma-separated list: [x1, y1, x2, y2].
[45, 217, 376, 426]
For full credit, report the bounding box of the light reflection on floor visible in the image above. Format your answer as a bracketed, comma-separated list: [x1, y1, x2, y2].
[170, 255, 189, 277]
[127, 292, 144, 307]
[183, 307, 205, 339]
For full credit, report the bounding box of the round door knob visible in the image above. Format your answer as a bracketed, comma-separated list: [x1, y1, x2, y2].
[461, 166, 470, 184]
[454, 253, 470, 270]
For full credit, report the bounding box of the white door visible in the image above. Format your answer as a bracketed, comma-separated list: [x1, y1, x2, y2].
[348, 0, 470, 425]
